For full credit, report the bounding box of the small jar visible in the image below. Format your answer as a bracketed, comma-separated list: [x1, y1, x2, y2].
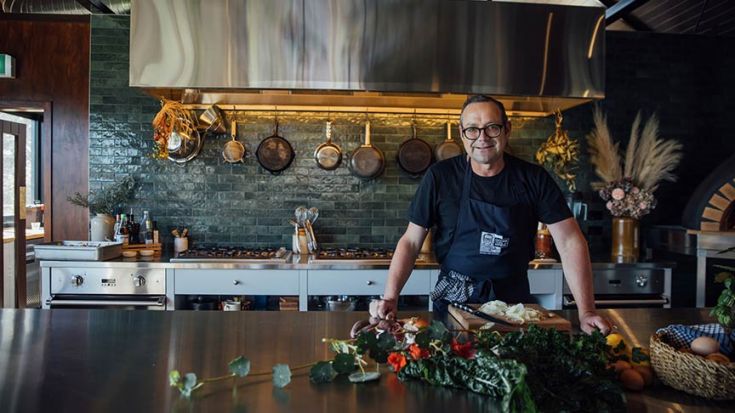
[534, 223, 553, 259]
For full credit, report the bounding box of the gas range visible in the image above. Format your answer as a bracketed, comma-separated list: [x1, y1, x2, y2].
[170, 247, 291, 262]
[315, 248, 394, 260]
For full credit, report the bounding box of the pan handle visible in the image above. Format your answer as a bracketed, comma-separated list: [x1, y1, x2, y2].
[446, 122, 453, 141]
[364, 121, 371, 147]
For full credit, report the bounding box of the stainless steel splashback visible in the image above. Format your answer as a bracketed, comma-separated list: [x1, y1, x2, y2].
[130, 0, 605, 112]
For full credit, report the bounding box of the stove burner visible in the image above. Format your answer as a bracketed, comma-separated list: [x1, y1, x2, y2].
[176, 247, 288, 260]
[316, 248, 394, 260]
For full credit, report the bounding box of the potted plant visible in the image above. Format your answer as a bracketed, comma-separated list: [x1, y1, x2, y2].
[587, 108, 683, 263]
[67, 176, 136, 241]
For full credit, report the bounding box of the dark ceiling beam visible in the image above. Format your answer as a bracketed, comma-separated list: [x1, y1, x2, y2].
[605, 0, 651, 26]
[599, 0, 652, 31]
[74, 0, 115, 14]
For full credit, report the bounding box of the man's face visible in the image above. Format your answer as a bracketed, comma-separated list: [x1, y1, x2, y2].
[458, 102, 510, 166]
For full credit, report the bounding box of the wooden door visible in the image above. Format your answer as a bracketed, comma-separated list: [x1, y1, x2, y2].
[1, 119, 27, 308]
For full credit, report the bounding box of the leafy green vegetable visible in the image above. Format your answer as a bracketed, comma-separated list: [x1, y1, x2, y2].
[272, 364, 292, 388]
[309, 361, 338, 383]
[181, 373, 198, 398]
[631, 347, 650, 364]
[398, 350, 535, 413]
[711, 270, 735, 328]
[477, 325, 625, 412]
[228, 356, 251, 378]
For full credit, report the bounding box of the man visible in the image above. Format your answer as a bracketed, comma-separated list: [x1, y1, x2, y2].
[375, 95, 611, 335]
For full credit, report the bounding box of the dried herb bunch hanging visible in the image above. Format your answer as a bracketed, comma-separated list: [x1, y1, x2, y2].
[587, 107, 683, 219]
[535, 109, 579, 192]
[151, 98, 197, 159]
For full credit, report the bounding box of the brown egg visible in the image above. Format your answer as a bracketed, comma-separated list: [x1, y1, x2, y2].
[620, 368, 645, 391]
[632, 365, 654, 386]
[690, 336, 720, 356]
[705, 352, 731, 364]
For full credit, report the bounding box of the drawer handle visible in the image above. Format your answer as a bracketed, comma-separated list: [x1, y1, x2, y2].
[233, 280, 240, 285]
[366, 281, 374, 285]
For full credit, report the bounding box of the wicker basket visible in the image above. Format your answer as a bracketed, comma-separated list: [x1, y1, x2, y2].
[650, 333, 735, 400]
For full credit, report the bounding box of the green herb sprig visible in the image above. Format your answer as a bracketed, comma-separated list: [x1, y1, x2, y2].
[67, 176, 136, 216]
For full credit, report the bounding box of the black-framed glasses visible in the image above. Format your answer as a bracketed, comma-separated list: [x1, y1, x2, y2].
[461, 123, 504, 140]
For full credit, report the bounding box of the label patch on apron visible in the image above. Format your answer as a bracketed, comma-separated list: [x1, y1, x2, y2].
[479, 232, 509, 255]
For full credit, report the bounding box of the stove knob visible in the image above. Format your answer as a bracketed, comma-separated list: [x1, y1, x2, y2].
[635, 274, 648, 288]
[133, 275, 146, 287]
[366, 281, 374, 286]
[233, 280, 241, 285]
[70, 275, 84, 287]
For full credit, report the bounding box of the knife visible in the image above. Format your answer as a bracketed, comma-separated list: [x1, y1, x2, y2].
[446, 301, 517, 327]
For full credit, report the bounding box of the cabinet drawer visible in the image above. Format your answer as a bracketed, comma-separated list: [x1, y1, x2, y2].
[308, 270, 431, 295]
[528, 270, 559, 295]
[175, 269, 300, 295]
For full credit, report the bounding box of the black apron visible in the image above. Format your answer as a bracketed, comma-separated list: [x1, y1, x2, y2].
[433, 157, 532, 314]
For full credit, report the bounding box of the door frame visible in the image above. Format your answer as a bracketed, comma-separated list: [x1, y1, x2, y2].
[1, 118, 27, 308]
[0, 101, 52, 242]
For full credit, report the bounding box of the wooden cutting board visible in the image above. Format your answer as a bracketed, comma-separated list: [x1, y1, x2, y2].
[448, 303, 571, 332]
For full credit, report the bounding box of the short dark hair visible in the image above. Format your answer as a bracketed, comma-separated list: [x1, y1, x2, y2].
[460, 95, 508, 126]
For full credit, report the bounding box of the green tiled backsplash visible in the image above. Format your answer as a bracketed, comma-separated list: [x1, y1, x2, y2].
[89, 16, 595, 249]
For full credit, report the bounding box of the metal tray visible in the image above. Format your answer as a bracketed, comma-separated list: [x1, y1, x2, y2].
[34, 241, 123, 261]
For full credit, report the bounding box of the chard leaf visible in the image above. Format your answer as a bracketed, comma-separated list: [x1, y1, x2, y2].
[228, 356, 251, 378]
[272, 364, 292, 388]
[376, 332, 396, 351]
[309, 361, 337, 383]
[333, 353, 356, 374]
[428, 320, 449, 341]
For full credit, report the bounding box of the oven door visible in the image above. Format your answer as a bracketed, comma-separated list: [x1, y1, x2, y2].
[46, 294, 166, 310]
[563, 294, 669, 309]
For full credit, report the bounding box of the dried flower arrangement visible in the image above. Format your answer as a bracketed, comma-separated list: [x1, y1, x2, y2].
[151, 98, 197, 159]
[587, 108, 683, 219]
[535, 110, 579, 192]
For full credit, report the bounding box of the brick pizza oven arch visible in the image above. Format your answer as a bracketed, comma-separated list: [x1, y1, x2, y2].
[682, 152, 735, 231]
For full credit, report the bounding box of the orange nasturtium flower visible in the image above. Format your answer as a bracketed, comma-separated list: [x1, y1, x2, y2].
[408, 344, 430, 360]
[450, 338, 476, 359]
[387, 352, 407, 372]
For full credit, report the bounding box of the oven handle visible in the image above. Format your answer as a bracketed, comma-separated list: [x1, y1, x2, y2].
[563, 296, 669, 306]
[46, 297, 166, 307]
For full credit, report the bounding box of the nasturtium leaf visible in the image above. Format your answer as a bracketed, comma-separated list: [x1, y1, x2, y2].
[309, 361, 337, 383]
[180, 372, 197, 398]
[228, 356, 251, 378]
[371, 349, 389, 364]
[414, 330, 431, 348]
[169, 370, 181, 387]
[348, 371, 381, 383]
[333, 353, 356, 374]
[376, 332, 396, 351]
[356, 331, 378, 354]
[428, 320, 449, 341]
[272, 364, 292, 388]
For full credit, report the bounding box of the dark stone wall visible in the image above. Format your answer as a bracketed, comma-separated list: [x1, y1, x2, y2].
[89, 16, 735, 250]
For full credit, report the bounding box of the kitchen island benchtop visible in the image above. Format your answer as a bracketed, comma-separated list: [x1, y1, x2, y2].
[0, 308, 729, 412]
[38, 254, 675, 271]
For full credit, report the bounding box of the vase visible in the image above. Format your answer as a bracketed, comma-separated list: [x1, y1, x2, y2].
[90, 213, 115, 241]
[611, 216, 639, 263]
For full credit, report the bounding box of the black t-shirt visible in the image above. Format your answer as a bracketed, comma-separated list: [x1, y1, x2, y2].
[408, 154, 572, 264]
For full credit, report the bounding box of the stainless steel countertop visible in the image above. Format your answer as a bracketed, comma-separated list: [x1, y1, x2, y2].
[0, 308, 729, 412]
[39, 254, 676, 270]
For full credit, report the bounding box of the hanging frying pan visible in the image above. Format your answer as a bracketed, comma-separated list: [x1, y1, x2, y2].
[314, 121, 342, 170]
[256, 120, 295, 174]
[435, 121, 464, 161]
[397, 124, 433, 177]
[349, 121, 385, 180]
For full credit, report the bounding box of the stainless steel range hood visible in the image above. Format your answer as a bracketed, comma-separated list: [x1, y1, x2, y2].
[130, 0, 605, 116]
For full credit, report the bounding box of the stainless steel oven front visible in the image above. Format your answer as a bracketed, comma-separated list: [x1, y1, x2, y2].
[44, 267, 167, 310]
[563, 267, 671, 309]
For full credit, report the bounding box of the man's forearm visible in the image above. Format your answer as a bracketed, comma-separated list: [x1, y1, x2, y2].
[383, 234, 422, 300]
[557, 231, 596, 314]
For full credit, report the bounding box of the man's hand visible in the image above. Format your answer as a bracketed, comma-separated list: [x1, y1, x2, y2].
[369, 298, 397, 321]
[579, 310, 612, 335]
